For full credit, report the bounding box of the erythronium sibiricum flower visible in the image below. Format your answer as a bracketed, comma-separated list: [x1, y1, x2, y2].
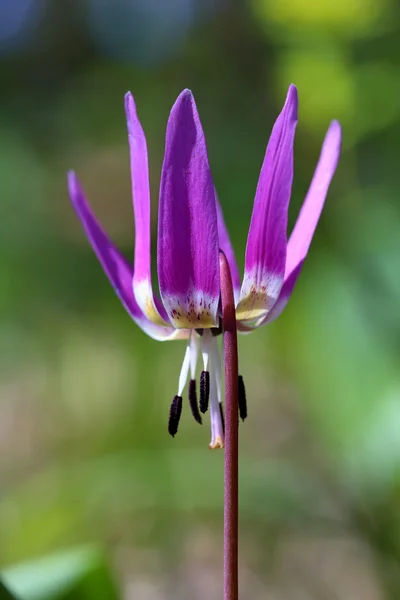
[67, 84, 341, 448]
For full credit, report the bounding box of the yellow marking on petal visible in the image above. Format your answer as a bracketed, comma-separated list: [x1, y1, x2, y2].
[236, 290, 270, 323]
[163, 290, 219, 329]
[134, 279, 171, 327]
[142, 296, 170, 326]
[209, 436, 224, 450]
[237, 271, 283, 323]
[169, 310, 216, 329]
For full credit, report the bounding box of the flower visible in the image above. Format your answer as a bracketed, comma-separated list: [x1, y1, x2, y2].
[67, 85, 341, 448]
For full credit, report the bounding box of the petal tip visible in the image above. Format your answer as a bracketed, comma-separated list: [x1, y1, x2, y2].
[172, 88, 196, 115]
[179, 88, 193, 99]
[67, 172, 85, 211]
[329, 119, 342, 138]
[285, 83, 298, 119]
[167, 89, 203, 144]
[124, 91, 137, 119]
[323, 120, 342, 158]
[67, 170, 78, 192]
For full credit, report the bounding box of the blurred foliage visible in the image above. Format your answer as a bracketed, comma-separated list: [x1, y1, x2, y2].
[0, 581, 18, 600]
[2, 546, 120, 600]
[1, 0, 400, 598]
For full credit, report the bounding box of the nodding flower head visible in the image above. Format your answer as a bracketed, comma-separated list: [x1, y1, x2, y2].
[68, 85, 341, 448]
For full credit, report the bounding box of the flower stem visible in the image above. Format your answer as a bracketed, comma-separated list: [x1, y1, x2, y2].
[219, 251, 239, 600]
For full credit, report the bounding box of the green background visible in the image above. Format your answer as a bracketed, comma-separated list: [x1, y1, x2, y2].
[1, 0, 400, 597]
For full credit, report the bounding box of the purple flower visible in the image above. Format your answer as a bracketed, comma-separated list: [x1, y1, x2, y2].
[68, 85, 341, 447]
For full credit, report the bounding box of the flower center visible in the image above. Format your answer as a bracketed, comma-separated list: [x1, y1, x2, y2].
[167, 330, 224, 448]
[167, 330, 248, 447]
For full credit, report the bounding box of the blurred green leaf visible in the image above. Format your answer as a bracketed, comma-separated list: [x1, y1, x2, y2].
[0, 580, 19, 599]
[1, 546, 120, 600]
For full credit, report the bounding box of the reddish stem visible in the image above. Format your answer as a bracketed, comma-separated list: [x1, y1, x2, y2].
[219, 251, 239, 600]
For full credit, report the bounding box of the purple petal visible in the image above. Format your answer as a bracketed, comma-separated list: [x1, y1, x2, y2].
[236, 84, 298, 322]
[125, 92, 170, 326]
[157, 89, 220, 328]
[260, 120, 342, 325]
[258, 262, 303, 326]
[285, 120, 342, 277]
[67, 172, 188, 341]
[215, 192, 241, 304]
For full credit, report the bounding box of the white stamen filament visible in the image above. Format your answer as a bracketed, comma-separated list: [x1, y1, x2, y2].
[173, 329, 224, 448]
[209, 358, 224, 449]
[201, 329, 212, 372]
[178, 342, 191, 396]
[190, 331, 200, 379]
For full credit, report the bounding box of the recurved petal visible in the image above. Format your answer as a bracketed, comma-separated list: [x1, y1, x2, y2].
[157, 89, 220, 328]
[258, 119, 342, 326]
[285, 120, 342, 278]
[236, 84, 298, 323]
[254, 262, 303, 327]
[125, 93, 170, 326]
[215, 192, 241, 305]
[67, 172, 187, 341]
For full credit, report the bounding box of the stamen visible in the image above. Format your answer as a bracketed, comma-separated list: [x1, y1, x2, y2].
[200, 370, 210, 413]
[168, 395, 183, 437]
[219, 402, 225, 433]
[189, 332, 200, 379]
[238, 375, 247, 421]
[209, 366, 224, 449]
[189, 379, 202, 424]
[178, 344, 191, 397]
[201, 331, 210, 371]
[199, 330, 224, 447]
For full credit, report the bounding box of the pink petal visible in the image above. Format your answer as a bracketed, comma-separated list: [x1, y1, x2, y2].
[263, 120, 342, 324]
[236, 85, 298, 323]
[125, 92, 170, 326]
[157, 90, 220, 328]
[67, 172, 188, 341]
